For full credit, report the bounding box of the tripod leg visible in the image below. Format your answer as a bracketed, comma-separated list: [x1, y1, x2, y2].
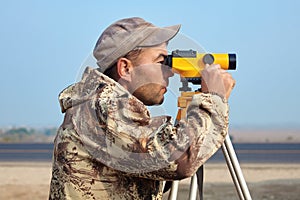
[222, 142, 245, 200]
[196, 165, 204, 200]
[168, 181, 179, 200]
[222, 134, 252, 200]
[188, 174, 198, 200]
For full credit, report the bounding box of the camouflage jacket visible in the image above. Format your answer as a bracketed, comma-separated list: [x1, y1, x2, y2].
[49, 67, 229, 200]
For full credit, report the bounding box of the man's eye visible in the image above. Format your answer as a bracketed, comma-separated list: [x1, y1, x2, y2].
[159, 58, 168, 65]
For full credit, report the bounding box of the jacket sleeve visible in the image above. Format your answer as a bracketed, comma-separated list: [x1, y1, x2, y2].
[79, 84, 229, 180]
[170, 93, 229, 179]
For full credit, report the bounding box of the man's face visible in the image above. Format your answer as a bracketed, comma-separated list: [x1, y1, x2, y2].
[127, 44, 174, 106]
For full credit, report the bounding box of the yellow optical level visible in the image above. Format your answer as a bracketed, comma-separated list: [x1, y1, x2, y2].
[165, 50, 236, 83]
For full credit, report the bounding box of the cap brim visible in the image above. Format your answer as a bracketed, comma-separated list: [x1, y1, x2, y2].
[138, 24, 181, 47]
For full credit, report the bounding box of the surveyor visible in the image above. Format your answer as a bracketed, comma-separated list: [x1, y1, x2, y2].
[49, 17, 235, 200]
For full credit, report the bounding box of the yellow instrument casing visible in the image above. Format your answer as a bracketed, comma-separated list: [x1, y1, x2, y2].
[168, 50, 236, 78]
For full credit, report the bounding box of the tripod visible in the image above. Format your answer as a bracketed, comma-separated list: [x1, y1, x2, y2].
[165, 87, 252, 200]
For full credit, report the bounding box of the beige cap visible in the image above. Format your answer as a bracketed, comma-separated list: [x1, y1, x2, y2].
[93, 17, 181, 72]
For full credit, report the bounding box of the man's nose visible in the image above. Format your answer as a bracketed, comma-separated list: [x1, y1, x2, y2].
[162, 65, 174, 78]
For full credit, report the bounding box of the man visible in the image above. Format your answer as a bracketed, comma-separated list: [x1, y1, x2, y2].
[49, 17, 235, 200]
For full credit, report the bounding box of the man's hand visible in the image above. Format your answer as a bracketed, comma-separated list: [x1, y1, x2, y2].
[201, 64, 236, 99]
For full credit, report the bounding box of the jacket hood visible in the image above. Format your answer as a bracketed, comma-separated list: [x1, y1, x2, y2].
[58, 67, 119, 113]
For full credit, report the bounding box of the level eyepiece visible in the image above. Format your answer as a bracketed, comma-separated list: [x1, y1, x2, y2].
[228, 53, 236, 70]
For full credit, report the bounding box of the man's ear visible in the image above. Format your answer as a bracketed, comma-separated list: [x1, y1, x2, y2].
[116, 57, 133, 82]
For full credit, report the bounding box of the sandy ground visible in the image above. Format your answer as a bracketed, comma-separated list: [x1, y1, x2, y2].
[0, 162, 300, 200]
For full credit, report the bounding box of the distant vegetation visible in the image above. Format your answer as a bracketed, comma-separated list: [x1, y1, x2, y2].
[0, 127, 57, 143]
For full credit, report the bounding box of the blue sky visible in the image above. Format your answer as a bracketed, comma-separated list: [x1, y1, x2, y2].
[0, 0, 300, 128]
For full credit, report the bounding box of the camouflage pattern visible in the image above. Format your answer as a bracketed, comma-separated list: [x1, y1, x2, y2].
[49, 67, 229, 200]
